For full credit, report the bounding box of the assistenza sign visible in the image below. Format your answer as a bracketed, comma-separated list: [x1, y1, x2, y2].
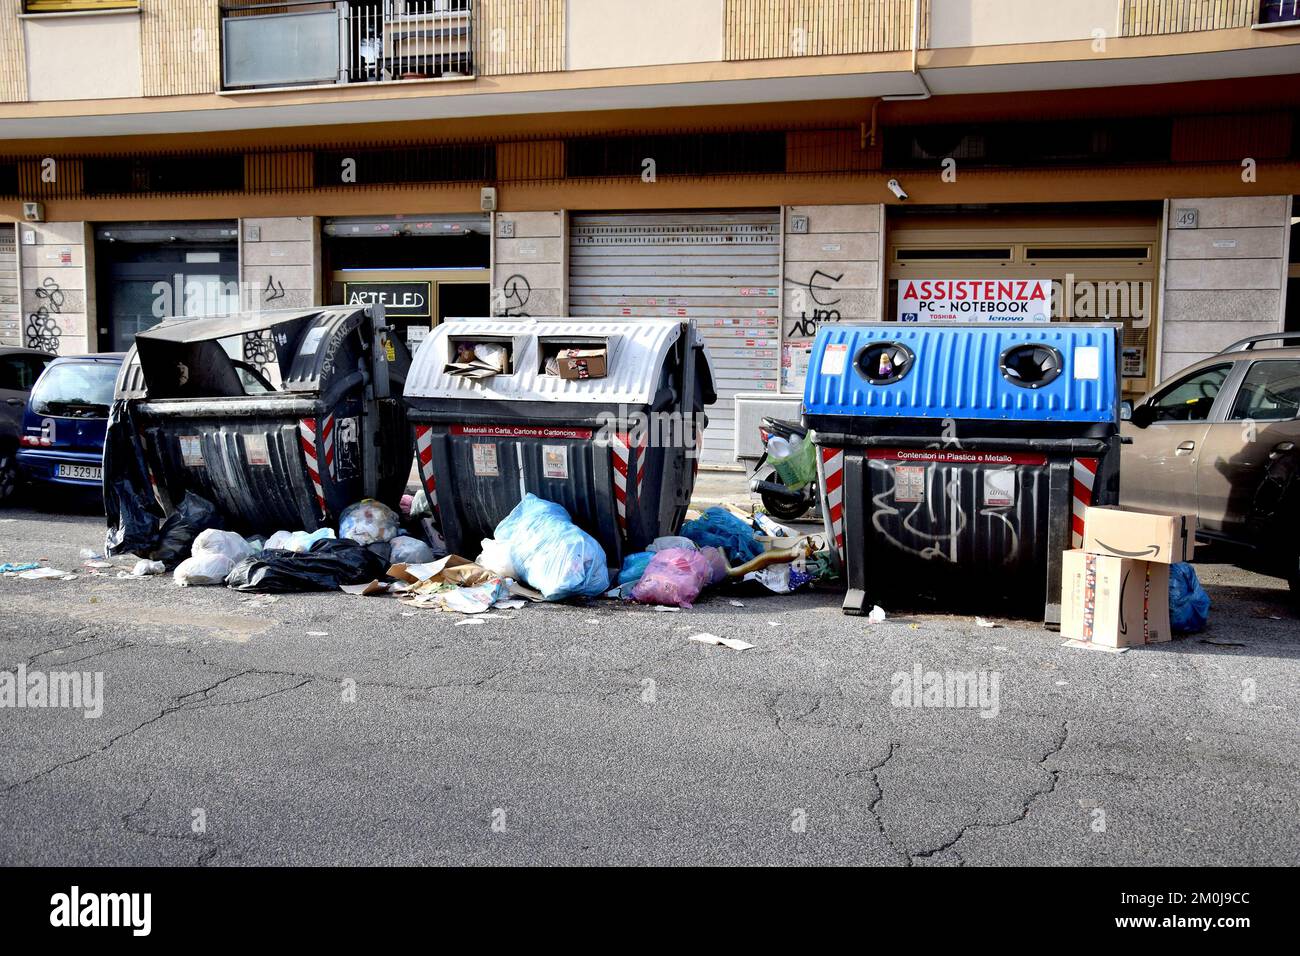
[898, 279, 1051, 323]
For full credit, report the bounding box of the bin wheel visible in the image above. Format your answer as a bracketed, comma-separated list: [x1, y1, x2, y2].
[0, 448, 18, 505]
[760, 477, 811, 522]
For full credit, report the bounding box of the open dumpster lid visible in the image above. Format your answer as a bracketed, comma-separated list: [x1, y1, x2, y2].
[404, 316, 714, 407]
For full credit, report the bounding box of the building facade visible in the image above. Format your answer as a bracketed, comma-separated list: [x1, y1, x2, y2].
[1, 0, 1298, 464]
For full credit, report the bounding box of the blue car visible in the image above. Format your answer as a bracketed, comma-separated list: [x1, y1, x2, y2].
[17, 353, 125, 499]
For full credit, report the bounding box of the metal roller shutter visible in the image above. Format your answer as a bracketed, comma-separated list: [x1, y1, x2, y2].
[569, 210, 780, 466]
[0, 226, 18, 347]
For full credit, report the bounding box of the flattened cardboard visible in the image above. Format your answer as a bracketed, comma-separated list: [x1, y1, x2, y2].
[557, 348, 607, 380]
[1082, 506, 1195, 565]
[1060, 550, 1171, 648]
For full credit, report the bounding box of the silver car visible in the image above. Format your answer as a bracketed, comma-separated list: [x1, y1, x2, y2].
[1122, 333, 1300, 597]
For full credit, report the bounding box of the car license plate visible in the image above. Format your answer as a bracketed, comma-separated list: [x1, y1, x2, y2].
[57, 464, 102, 481]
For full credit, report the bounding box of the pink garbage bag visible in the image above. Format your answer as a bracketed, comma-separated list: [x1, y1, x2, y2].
[630, 547, 715, 609]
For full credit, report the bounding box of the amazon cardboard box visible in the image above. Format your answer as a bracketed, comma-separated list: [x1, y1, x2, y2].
[1061, 550, 1171, 648]
[1081, 506, 1195, 565]
[557, 347, 607, 380]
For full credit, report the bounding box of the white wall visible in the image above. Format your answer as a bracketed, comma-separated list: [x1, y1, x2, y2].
[566, 0, 724, 70]
[18, 221, 93, 356]
[929, 0, 1122, 48]
[24, 11, 142, 101]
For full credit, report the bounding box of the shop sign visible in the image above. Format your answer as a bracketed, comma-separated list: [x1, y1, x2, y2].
[898, 279, 1052, 324]
[343, 281, 431, 319]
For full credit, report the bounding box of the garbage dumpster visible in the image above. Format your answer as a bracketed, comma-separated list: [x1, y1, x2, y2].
[105, 306, 412, 534]
[803, 323, 1122, 625]
[403, 317, 715, 564]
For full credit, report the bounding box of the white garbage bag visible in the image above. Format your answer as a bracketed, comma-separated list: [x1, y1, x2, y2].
[191, 528, 254, 564]
[338, 499, 400, 545]
[173, 553, 236, 587]
[475, 538, 518, 580]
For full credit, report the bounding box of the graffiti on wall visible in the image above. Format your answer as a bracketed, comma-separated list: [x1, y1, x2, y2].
[783, 268, 843, 338]
[497, 273, 531, 317]
[25, 277, 64, 353]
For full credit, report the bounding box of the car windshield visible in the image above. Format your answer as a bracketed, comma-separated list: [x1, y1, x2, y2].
[30, 362, 119, 418]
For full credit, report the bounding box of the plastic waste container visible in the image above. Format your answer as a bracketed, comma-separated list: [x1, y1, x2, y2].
[803, 322, 1122, 625]
[403, 317, 716, 564]
[105, 306, 412, 533]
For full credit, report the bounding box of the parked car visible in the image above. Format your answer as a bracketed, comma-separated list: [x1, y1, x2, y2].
[1122, 333, 1300, 596]
[16, 353, 125, 502]
[0, 346, 55, 503]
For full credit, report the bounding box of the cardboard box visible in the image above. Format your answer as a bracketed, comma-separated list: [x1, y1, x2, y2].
[1061, 550, 1171, 648]
[1081, 506, 1195, 565]
[557, 347, 607, 380]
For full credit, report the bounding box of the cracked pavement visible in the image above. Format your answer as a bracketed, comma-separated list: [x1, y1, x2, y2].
[2, 507, 1298, 865]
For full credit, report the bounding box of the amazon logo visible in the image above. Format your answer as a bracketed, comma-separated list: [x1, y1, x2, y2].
[1093, 539, 1161, 559]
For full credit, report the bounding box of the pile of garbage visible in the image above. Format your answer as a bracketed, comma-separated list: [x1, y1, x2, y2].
[87, 482, 841, 615]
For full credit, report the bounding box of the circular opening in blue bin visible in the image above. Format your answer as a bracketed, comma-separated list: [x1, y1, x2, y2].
[854, 342, 914, 386]
[999, 343, 1063, 389]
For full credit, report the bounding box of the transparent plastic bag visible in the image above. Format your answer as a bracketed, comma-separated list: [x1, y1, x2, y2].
[476, 538, 519, 580]
[618, 551, 654, 585]
[769, 436, 818, 490]
[630, 548, 714, 609]
[191, 529, 254, 565]
[174, 553, 236, 587]
[338, 498, 400, 545]
[389, 535, 435, 565]
[494, 494, 609, 600]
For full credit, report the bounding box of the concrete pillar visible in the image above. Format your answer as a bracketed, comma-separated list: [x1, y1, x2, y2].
[18, 221, 93, 355]
[491, 211, 565, 317]
[781, 203, 883, 392]
[239, 216, 321, 312]
[1159, 195, 1290, 381]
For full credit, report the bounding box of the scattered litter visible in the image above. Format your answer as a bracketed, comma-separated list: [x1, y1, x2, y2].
[975, 617, 999, 628]
[83, 560, 113, 570]
[493, 599, 527, 610]
[306, 631, 328, 637]
[79, 548, 105, 561]
[400, 611, 416, 617]
[688, 633, 755, 651]
[18, 567, 74, 580]
[340, 580, 392, 596]
[455, 617, 486, 626]
[132, 559, 166, 576]
[1199, 640, 1245, 648]
[0, 562, 40, 574]
[867, 605, 887, 623]
[652, 605, 681, 613]
[767, 621, 780, 627]
[729, 600, 746, 608]
[1055, 680, 1069, 686]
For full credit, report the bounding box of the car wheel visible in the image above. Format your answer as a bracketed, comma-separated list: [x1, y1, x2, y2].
[0, 448, 18, 505]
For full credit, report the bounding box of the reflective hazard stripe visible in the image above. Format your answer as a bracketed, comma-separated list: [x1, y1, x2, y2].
[414, 424, 439, 513]
[1071, 457, 1099, 548]
[299, 417, 327, 519]
[635, 429, 648, 503]
[321, 413, 335, 480]
[611, 432, 630, 538]
[820, 446, 845, 559]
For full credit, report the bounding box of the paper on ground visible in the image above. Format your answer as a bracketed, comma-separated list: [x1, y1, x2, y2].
[689, 633, 755, 651]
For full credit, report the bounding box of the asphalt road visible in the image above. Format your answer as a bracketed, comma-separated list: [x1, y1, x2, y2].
[1, 505, 1297, 866]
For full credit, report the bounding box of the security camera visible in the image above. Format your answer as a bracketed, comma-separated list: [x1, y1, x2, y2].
[886, 179, 908, 201]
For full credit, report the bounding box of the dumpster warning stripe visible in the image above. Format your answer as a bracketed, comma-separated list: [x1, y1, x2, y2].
[299, 417, 328, 519]
[612, 432, 631, 538]
[820, 446, 845, 558]
[414, 425, 440, 515]
[322, 413, 335, 479]
[635, 429, 648, 502]
[1071, 457, 1099, 548]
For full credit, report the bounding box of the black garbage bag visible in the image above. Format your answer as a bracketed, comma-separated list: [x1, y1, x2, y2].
[151, 491, 223, 569]
[226, 538, 390, 593]
[104, 400, 161, 557]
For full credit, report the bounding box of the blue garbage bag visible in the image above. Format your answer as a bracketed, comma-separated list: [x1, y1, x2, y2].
[618, 551, 654, 586]
[1169, 562, 1211, 633]
[681, 507, 763, 564]
[494, 494, 610, 600]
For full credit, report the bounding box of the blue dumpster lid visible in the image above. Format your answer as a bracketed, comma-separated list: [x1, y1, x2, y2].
[803, 323, 1121, 423]
[404, 317, 713, 406]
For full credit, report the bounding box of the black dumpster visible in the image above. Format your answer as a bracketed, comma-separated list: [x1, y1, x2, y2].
[105, 306, 411, 533]
[803, 323, 1122, 625]
[403, 317, 716, 564]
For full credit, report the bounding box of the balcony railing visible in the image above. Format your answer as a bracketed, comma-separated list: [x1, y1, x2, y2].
[220, 0, 473, 91]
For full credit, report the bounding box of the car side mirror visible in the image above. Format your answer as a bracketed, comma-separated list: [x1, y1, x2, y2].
[1120, 400, 1133, 422]
[1130, 402, 1157, 428]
